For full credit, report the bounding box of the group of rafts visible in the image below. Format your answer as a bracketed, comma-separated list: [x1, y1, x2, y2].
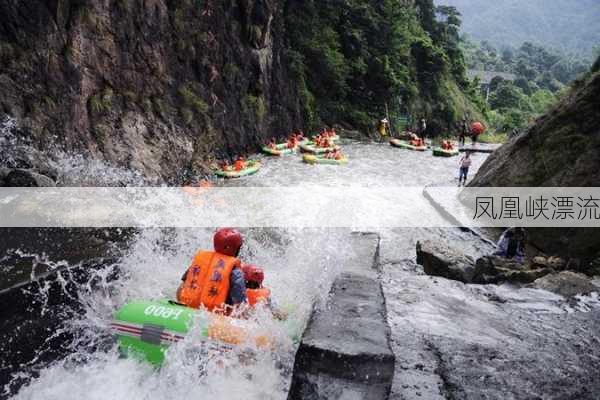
[263, 128, 345, 165]
[213, 127, 471, 178]
[390, 132, 460, 157]
[212, 129, 345, 179]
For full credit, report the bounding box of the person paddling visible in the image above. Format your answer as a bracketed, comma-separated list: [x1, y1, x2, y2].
[176, 228, 247, 314]
[286, 135, 298, 149]
[242, 264, 287, 320]
[234, 157, 246, 171]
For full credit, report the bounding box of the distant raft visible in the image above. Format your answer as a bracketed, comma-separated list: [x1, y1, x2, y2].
[389, 139, 427, 151]
[299, 142, 341, 154]
[302, 154, 348, 165]
[214, 161, 261, 178]
[432, 147, 459, 157]
[262, 143, 295, 156]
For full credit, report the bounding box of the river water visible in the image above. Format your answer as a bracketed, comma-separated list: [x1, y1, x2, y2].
[2, 140, 599, 399]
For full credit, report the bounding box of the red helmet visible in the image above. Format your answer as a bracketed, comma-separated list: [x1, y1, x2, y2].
[213, 228, 243, 257]
[242, 264, 264, 285]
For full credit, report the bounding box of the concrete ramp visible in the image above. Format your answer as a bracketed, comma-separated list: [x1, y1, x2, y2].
[288, 233, 395, 400]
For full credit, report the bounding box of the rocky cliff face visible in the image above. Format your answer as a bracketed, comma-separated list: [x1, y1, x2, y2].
[0, 0, 478, 182]
[0, 0, 302, 181]
[469, 69, 600, 265]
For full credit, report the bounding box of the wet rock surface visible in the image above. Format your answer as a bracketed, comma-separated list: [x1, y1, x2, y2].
[288, 232, 394, 400]
[382, 261, 600, 400]
[533, 271, 599, 298]
[288, 273, 395, 400]
[474, 255, 552, 284]
[3, 168, 56, 187]
[416, 240, 475, 283]
[416, 240, 560, 285]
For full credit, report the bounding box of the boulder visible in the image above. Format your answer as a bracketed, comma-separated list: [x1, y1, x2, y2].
[531, 256, 548, 267]
[416, 240, 476, 283]
[4, 169, 55, 187]
[533, 271, 598, 298]
[288, 273, 395, 400]
[547, 256, 567, 270]
[474, 255, 552, 284]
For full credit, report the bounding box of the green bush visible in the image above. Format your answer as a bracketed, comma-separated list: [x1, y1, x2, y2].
[244, 95, 267, 123]
[223, 63, 241, 84]
[178, 84, 208, 115]
[181, 108, 194, 125]
[89, 88, 113, 114]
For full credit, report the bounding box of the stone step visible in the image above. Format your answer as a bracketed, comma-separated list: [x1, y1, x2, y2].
[288, 271, 395, 400]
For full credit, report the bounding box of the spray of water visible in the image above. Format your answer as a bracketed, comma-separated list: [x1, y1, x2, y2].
[6, 227, 357, 400]
[5, 139, 493, 399]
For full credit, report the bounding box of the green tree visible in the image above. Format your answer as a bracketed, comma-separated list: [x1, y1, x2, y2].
[530, 89, 556, 114]
[489, 82, 531, 111]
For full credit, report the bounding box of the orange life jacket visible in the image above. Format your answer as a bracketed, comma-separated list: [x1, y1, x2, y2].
[246, 287, 271, 306]
[178, 251, 241, 311]
[234, 160, 245, 171]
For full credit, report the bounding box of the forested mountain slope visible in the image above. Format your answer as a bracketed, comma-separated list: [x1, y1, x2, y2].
[437, 0, 600, 56]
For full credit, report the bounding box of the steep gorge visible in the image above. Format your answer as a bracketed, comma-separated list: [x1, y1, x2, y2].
[0, 0, 478, 182]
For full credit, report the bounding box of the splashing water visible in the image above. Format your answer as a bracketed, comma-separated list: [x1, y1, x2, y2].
[5, 140, 493, 399]
[0, 117, 150, 187]
[6, 227, 358, 400]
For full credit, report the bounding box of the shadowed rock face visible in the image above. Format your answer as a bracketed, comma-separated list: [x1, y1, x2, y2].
[0, 228, 131, 393]
[416, 239, 475, 283]
[533, 271, 599, 298]
[0, 0, 302, 181]
[469, 71, 600, 263]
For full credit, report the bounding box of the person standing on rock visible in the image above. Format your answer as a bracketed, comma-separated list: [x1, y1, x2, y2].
[458, 151, 472, 186]
[458, 116, 469, 146]
[418, 118, 427, 141]
[377, 118, 389, 138]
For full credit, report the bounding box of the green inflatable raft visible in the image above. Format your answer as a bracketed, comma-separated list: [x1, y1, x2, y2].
[389, 139, 427, 151]
[262, 143, 294, 156]
[112, 299, 295, 365]
[432, 147, 459, 157]
[214, 161, 261, 178]
[298, 142, 340, 154]
[302, 154, 348, 165]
